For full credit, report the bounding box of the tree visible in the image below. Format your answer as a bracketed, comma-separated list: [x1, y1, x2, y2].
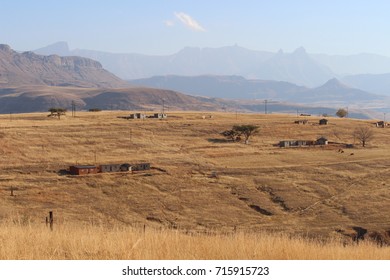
[233, 125, 259, 144]
[336, 108, 348, 118]
[48, 107, 67, 119]
[353, 126, 374, 147]
[221, 129, 241, 142]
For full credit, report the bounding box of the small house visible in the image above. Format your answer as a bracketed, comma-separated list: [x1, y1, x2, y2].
[316, 137, 328, 145]
[279, 140, 316, 147]
[129, 113, 146, 119]
[375, 121, 385, 128]
[69, 165, 99, 175]
[131, 163, 151, 171]
[319, 119, 328, 125]
[153, 113, 167, 119]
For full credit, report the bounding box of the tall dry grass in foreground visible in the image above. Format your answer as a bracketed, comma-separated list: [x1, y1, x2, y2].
[0, 222, 389, 260]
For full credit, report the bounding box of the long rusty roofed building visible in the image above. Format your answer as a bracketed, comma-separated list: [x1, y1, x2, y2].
[69, 162, 150, 175]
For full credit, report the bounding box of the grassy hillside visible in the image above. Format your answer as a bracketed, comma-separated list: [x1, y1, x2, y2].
[0, 111, 389, 259]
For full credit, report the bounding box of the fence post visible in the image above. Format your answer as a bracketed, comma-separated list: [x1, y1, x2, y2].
[49, 211, 54, 231]
[10, 187, 14, 196]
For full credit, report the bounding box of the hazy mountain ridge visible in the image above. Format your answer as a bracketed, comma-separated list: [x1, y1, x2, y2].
[341, 73, 390, 95]
[34, 42, 390, 89]
[34, 42, 332, 86]
[131, 75, 384, 104]
[0, 44, 129, 88]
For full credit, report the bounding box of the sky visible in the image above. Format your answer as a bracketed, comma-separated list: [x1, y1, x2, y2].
[2, 0, 390, 56]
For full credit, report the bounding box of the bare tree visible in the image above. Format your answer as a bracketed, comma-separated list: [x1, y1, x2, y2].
[353, 126, 374, 147]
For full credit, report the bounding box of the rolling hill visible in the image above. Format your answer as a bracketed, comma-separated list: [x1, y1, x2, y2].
[0, 86, 226, 114]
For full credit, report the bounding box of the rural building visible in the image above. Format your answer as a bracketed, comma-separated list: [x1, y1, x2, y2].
[375, 121, 387, 128]
[152, 113, 167, 119]
[69, 162, 149, 175]
[319, 119, 328, 125]
[100, 164, 122, 173]
[69, 165, 99, 175]
[294, 119, 308, 124]
[279, 138, 328, 148]
[120, 163, 132, 171]
[131, 163, 151, 171]
[279, 140, 315, 147]
[128, 113, 146, 119]
[316, 137, 328, 145]
[100, 163, 133, 172]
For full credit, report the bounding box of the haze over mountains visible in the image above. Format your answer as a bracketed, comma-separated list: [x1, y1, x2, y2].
[0, 42, 388, 117]
[35, 41, 390, 93]
[0, 44, 228, 113]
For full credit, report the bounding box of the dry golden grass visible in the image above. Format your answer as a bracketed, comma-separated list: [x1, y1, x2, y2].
[1, 221, 390, 260]
[0, 111, 389, 259]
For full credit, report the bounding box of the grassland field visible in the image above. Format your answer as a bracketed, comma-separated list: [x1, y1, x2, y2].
[0, 111, 389, 259]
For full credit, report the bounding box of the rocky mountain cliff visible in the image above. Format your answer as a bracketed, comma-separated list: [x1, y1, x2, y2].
[0, 44, 129, 88]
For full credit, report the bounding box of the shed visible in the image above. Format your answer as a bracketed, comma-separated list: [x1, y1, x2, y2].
[319, 119, 328, 125]
[69, 165, 98, 175]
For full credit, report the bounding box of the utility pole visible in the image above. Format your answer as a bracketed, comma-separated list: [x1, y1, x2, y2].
[264, 99, 268, 114]
[71, 100, 76, 117]
[384, 112, 387, 128]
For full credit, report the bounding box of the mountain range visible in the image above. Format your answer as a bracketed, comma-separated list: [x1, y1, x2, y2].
[0, 42, 388, 118]
[0, 44, 129, 88]
[35, 42, 390, 92]
[131, 75, 385, 106]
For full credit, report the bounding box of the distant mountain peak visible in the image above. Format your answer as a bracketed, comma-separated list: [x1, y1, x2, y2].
[318, 78, 350, 89]
[292, 47, 308, 57]
[0, 44, 12, 52]
[34, 41, 70, 56]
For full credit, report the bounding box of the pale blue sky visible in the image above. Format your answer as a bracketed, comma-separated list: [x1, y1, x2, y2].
[2, 0, 390, 56]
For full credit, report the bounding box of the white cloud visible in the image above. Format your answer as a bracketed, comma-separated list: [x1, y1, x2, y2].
[174, 12, 206, 32]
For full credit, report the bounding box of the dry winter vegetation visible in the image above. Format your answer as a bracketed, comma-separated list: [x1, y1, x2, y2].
[0, 111, 389, 259]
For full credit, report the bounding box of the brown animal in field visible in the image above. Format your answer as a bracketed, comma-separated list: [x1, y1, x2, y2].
[350, 153, 354, 156]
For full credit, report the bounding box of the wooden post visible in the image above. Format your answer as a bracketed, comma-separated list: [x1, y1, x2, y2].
[10, 187, 14, 196]
[49, 211, 53, 231]
[143, 224, 146, 235]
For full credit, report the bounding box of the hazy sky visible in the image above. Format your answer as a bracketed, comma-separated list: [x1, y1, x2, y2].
[2, 0, 390, 56]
